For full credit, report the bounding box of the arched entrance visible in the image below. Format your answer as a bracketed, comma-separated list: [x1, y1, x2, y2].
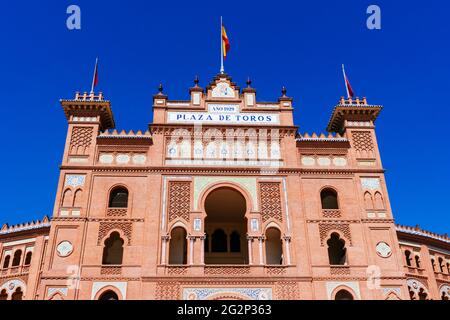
[334, 289, 354, 300]
[98, 290, 119, 300]
[204, 187, 248, 264]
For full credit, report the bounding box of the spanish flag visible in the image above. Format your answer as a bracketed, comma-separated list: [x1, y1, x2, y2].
[222, 23, 230, 59]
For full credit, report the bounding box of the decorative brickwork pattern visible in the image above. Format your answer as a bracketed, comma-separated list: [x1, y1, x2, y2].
[352, 131, 373, 152]
[260, 182, 282, 222]
[168, 181, 191, 222]
[100, 266, 122, 275]
[97, 222, 132, 245]
[266, 266, 287, 275]
[155, 281, 181, 300]
[69, 127, 93, 155]
[275, 281, 299, 300]
[204, 266, 251, 275]
[322, 209, 342, 218]
[106, 208, 128, 217]
[330, 266, 351, 275]
[319, 223, 352, 246]
[167, 266, 188, 276]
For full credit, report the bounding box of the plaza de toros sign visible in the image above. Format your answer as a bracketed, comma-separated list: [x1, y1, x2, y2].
[167, 104, 280, 125]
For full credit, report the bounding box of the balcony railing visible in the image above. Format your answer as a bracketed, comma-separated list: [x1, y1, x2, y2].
[0, 266, 30, 276]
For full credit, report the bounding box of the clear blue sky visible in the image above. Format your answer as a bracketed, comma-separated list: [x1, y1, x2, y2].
[0, 1, 449, 234]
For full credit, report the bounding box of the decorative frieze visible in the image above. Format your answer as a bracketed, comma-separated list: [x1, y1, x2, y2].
[69, 127, 93, 155]
[97, 222, 132, 245]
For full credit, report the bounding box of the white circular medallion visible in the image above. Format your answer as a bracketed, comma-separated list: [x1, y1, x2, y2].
[57, 241, 74, 257]
[376, 242, 392, 258]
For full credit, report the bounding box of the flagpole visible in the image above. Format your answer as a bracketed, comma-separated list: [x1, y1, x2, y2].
[342, 64, 350, 99]
[91, 57, 98, 93]
[220, 16, 224, 74]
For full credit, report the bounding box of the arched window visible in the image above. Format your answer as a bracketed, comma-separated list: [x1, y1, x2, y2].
[418, 288, 428, 300]
[109, 187, 128, 208]
[431, 258, 436, 272]
[334, 289, 354, 300]
[405, 250, 412, 267]
[24, 252, 32, 265]
[169, 227, 187, 265]
[364, 192, 374, 210]
[211, 229, 227, 252]
[0, 289, 7, 300]
[438, 257, 445, 273]
[102, 232, 124, 265]
[447, 262, 450, 274]
[374, 192, 385, 210]
[73, 189, 83, 207]
[12, 250, 22, 267]
[230, 231, 241, 253]
[62, 189, 73, 207]
[321, 189, 338, 209]
[415, 255, 421, 268]
[2, 255, 10, 269]
[265, 228, 283, 265]
[327, 233, 346, 265]
[98, 290, 119, 300]
[11, 287, 23, 300]
[408, 286, 415, 300]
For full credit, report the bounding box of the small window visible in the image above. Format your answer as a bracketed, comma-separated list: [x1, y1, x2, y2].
[24, 252, 32, 265]
[230, 231, 241, 253]
[109, 187, 129, 208]
[415, 255, 421, 268]
[438, 257, 445, 273]
[12, 250, 22, 267]
[11, 287, 23, 300]
[211, 229, 227, 252]
[405, 250, 412, 267]
[2, 255, 10, 269]
[0, 289, 7, 300]
[321, 189, 338, 209]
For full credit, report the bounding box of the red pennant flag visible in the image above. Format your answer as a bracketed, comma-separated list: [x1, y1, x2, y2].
[91, 58, 99, 93]
[342, 64, 354, 98]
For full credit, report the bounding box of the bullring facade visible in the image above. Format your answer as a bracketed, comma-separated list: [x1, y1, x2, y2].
[0, 73, 449, 300]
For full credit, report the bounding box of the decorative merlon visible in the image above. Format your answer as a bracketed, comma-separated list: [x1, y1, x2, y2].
[296, 132, 348, 142]
[0, 215, 51, 235]
[396, 224, 450, 244]
[98, 129, 152, 139]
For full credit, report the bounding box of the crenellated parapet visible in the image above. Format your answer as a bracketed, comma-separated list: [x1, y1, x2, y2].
[0, 216, 50, 236]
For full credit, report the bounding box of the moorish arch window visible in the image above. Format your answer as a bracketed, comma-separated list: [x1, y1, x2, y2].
[334, 289, 354, 300]
[438, 257, 445, 273]
[12, 250, 22, 267]
[229, 231, 241, 253]
[2, 255, 10, 269]
[109, 187, 129, 208]
[168, 227, 187, 265]
[265, 227, 283, 265]
[98, 290, 119, 300]
[102, 232, 124, 265]
[62, 189, 73, 207]
[24, 252, 32, 265]
[414, 255, 421, 268]
[404, 250, 412, 267]
[0, 289, 7, 300]
[327, 233, 347, 265]
[211, 229, 228, 253]
[11, 287, 23, 300]
[431, 258, 436, 272]
[320, 188, 339, 210]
